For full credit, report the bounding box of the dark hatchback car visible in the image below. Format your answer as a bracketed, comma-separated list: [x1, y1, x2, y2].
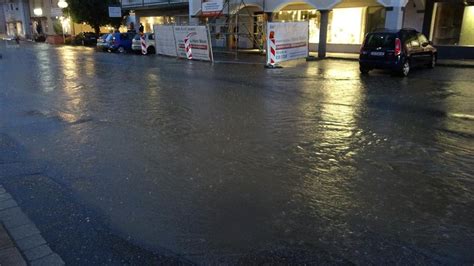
[359, 28, 437, 76]
[73, 32, 99, 46]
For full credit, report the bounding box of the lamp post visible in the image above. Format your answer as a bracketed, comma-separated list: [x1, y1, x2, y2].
[58, 0, 68, 43]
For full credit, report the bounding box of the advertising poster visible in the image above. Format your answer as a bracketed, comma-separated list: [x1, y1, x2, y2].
[202, 0, 224, 17]
[173, 26, 212, 61]
[266, 22, 309, 64]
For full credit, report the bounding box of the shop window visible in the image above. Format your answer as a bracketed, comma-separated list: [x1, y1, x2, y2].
[431, 2, 474, 46]
[328, 8, 365, 44]
[273, 7, 373, 45]
[274, 10, 321, 43]
[431, 3, 464, 45]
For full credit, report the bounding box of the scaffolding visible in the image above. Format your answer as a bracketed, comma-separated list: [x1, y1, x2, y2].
[205, 0, 266, 57]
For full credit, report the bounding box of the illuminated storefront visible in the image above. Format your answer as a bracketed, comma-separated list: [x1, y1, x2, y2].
[121, 1, 189, 33]
[273, 5, 385, 51]
[139, 15, 189, 33]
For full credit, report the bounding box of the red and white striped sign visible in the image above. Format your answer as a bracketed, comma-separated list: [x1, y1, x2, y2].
[141, 35, 147, 55]
[173, 26, 212, 61]
[269, 31, 276, 66]
[184, 32, 196, 60]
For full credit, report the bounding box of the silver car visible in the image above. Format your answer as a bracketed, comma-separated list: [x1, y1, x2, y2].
[96, 34, 113, 51]
[132, 33, 156, 55]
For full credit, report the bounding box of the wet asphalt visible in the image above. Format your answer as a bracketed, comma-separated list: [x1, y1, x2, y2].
[0, 42, 473, 264]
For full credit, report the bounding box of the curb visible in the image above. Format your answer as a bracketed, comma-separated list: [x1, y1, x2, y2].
[0, 185, 64, 265]
[306, 56, 474, 68]
[306, 56, 358, 62]
[436, 62, 474, 68]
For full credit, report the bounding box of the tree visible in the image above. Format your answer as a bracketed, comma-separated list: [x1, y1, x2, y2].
[67, 0, 125, 34]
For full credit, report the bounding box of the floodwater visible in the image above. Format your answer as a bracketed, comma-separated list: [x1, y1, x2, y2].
[0, 42, 473, 264]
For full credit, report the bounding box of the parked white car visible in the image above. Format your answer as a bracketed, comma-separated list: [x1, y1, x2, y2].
[132, 33, 156, 55]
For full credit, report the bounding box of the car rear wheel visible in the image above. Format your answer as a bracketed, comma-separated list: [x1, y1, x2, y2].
[428, 54, 436, 69]
[400, 60, 410, 77]
[147, 46, 155, 55]
[118, 46, 125, 54]
[360, 66, 370, 74]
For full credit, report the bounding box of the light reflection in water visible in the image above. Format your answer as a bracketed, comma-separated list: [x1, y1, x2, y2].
[292, 67, 365, 233]
[35, 48, 55, 92]
[57, 48, 82, 123]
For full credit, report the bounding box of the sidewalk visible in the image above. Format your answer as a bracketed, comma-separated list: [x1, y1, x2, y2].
[307, 51, 474, 68]
[0, 224, 25, 265]
[213, 49, 474, 68]
[0, 185, 64, 265]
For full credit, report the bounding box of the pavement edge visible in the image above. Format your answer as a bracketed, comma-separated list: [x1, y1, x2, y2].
[0, 184, 65, 265]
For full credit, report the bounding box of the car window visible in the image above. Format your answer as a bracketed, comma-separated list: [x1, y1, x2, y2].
[148, 34, 154, 40]
[121, 33, 131, 40]
[134, 34, 140, 40]
[418, 34, 428, 45]
[407, 33, 420, 48]
[364, 33, 395, 48]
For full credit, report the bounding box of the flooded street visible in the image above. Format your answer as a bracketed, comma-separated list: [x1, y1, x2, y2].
[1, 42, 473, 264]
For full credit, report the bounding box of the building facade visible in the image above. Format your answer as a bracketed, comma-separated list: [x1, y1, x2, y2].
[121, 0, 189, 32]
[29, 0, 72, 42]
[1, 0, 31, 38]
[186, 0, 474, 58]
[189, 0, 412, 56]
[0, 2, 6, 36]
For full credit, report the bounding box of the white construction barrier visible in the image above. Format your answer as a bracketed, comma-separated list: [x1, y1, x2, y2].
[153, 25, 213, 62]
[174, 26, 213, 62]
[266, 22, 309, 66]
[153, 25, 177, 57]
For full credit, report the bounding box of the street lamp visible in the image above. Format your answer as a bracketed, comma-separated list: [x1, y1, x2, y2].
[58, 0, 68, 9]
[33, 8, 43, 16]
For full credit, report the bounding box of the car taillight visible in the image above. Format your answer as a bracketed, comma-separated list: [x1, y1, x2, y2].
[395, 38, 401, 56]
[360, 40, 366, 54]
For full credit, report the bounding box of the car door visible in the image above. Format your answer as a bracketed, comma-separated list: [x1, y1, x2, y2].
[406, 32, 423, 66]
[120, 33, 132, 49]
[147, 33, 155, 47]
[418, 33, 433, 63]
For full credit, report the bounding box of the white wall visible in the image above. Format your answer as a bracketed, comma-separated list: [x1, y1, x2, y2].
[403, 0, 423, 32]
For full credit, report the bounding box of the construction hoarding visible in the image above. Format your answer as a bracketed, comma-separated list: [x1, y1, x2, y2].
[174, 26, 212, 62]
[153, 25, 177, 57]
[266, 22, 309, 65]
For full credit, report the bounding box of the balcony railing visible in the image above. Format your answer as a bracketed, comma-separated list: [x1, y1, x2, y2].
[121, 0, 188, 8]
